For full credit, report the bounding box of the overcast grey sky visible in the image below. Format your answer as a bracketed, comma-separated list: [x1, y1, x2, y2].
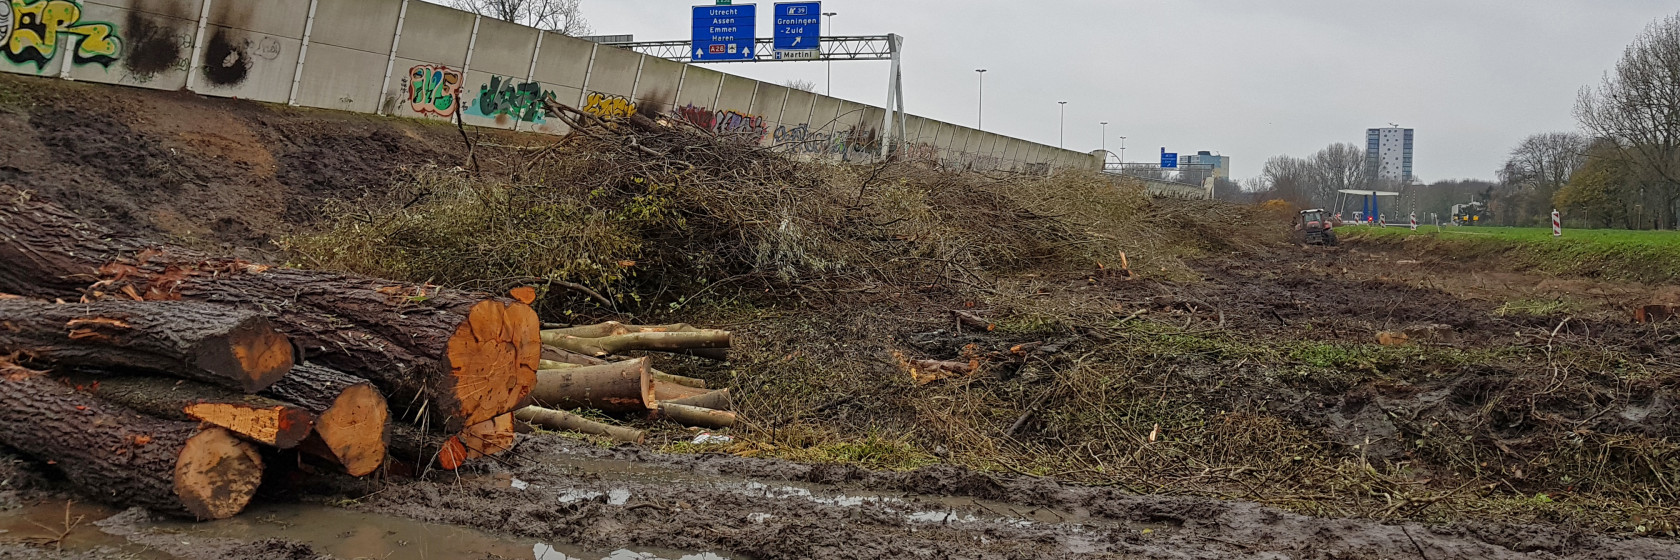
[566, 1, 1674, 181]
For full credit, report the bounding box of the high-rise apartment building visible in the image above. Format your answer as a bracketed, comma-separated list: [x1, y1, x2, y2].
[1365, 127, 1414, 183]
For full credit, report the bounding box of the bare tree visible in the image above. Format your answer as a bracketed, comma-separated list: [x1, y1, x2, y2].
[783, 79, 818, 93]
[1308, 143, 1369, 205]
[1576, 12, 1680, 229]
[451, 0, 592, 36]
[1498, 132, 1588, 225]
[1259, 155, 1315, 208]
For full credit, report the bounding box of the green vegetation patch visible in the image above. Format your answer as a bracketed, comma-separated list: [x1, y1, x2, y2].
[1349, 226, 1680, 284]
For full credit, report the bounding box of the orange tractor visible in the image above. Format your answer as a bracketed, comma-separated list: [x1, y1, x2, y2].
[1295, 209, 1339, 246]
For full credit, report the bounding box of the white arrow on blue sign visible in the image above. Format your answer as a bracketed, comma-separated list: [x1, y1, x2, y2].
[773, 2, 822, 59]
[693, 4, 757, 61]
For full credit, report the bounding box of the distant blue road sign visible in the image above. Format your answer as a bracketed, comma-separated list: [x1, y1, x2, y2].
[773, 2, 821, 60]
[694, 4, 757, 61]
[1161, 148, 1178, 169]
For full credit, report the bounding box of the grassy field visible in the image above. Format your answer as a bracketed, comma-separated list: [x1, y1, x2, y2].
[1348, 225, 1680, 284]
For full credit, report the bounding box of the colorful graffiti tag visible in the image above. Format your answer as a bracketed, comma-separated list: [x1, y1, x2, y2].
[2, 0, 122, 71]
[676, 104, 767, 142]
[468, 76, 555, 123]
[582, 92, 635, 119]
[408, 64, 462, 117]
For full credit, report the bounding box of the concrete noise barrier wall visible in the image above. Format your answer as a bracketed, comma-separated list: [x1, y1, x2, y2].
[2, 0, 1101, 173]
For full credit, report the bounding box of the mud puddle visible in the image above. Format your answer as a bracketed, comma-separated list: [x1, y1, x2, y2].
[0, 499, 733, 560]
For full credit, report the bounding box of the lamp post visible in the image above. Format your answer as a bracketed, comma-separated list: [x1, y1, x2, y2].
[1101, 121, 1108, 165]
[823, 12, 838, 95]
[1118, 136, 1127, 166]
[975, 69, 987, 130]
[1058, 101, 1068, 149]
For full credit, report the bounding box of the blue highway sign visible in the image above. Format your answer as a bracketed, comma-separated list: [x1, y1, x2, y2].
[694, 4, 757, 61]
[773, 2, 821, 60]
[1160, 148, 1178, 169]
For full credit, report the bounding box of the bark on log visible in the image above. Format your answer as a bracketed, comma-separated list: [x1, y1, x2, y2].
[0, 362, 263, 519]
[541, 322, 702, 339]
[530, 358, 654, 413]
[261, 364, 389, 477]
[386, 421, 464, 473]
[0, 300, 293, 392]
[515, 406, 645, 443]
[539, 357, 707, 390]
[542, 330, 731, 358]
[659, 402, 737, 429]
[665, 388, 733, 411]
[79, 376, 315, 449]
[1636, 305, 1675, 324]
[0, 189, 540, 431]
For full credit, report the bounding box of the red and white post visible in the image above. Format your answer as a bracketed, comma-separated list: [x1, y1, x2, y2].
[1410, 213, 1418, 231]
[1552, 209, 1562, 238]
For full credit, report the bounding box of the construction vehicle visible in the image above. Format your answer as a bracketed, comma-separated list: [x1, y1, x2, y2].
[1295, 208, 1338, 246]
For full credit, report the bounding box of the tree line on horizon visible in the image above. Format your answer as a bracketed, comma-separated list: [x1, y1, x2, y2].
[1235, 13, 1680, 231]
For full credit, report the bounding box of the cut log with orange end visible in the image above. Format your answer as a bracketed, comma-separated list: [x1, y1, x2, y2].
[530, 358, 654, 413]
[262, 364, 389, 477]
[0, 363, 263, 520]
[79, 375, 314, 449]
[450, 413, 517, 460]
[0, 190, 539, 432]
[509, 287, 538, 305]
[0, 300, 293, 392]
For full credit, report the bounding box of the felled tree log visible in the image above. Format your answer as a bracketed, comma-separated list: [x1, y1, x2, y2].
[653, 380, 711, 403]
[952, 310, 995, 332]
[659, 402, 737, 429]
[530, 358, 654, 413]
[515, 406, 645, 443]
[1636, 305, 1675, 324]
[0, 189, 540, 432]
[539, 357, 707, 390]
[261, 364, 388, 477]
[0, 362, 263, 519]
[0, 299, 293, 393]
[541, 322, 701, 338]
[665, 388, 733, 411]
[445, 413, 516, 463]
[79, 376, 314, 449]
[387, 414, 516, 472]
[542, 330, 731, 358]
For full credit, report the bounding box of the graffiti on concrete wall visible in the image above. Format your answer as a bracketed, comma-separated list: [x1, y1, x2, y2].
[120, 8, 194, 82]
[2, 0, 123, 70]
[582, 92, 635, 119]
[773, 123, 885, 160]
[468, 75, 555, 123]
[676, 104, 767, 141]
[408, 64, 462, 117]
[896, 142, 939, 163]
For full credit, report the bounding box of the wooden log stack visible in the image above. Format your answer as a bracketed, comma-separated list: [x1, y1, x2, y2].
[0, 186, 741, 521]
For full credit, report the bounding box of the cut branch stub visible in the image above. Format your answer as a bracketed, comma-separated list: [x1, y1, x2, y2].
[80, 376, 315, 449]
[0, 299, 293, 393]
[529, 358, 654, 413]
[0, 362, 263, 519]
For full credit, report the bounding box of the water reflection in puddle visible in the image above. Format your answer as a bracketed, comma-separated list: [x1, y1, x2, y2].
[0, 501, 734, 560]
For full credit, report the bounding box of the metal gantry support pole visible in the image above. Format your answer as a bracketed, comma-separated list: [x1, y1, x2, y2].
[879, 34, 904, 158]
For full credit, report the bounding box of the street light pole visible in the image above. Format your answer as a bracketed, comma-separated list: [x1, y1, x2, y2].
[823, 12, 838, 95]
[975, 69, 987, 130]
[1118, 136, 1127, 165]
[1058, 101, 1068, 149]
[1101, 121, 1108, 164]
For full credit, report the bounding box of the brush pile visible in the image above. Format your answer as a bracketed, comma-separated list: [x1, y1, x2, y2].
[0, 186, 737, 520]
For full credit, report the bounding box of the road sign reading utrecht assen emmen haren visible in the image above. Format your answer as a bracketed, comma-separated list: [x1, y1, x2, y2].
[773, 2, 822, 60]
[693, 4, 757, 61]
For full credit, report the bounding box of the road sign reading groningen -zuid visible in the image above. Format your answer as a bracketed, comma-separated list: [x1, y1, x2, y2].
[772, 2, 822, 60]
[693, 4, 757, 61]
[1160, 148, 1179, 169]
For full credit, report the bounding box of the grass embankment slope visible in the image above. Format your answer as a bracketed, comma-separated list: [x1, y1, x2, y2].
[1349, 225, 1680, 284]
[283, 115, 1678, 536]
